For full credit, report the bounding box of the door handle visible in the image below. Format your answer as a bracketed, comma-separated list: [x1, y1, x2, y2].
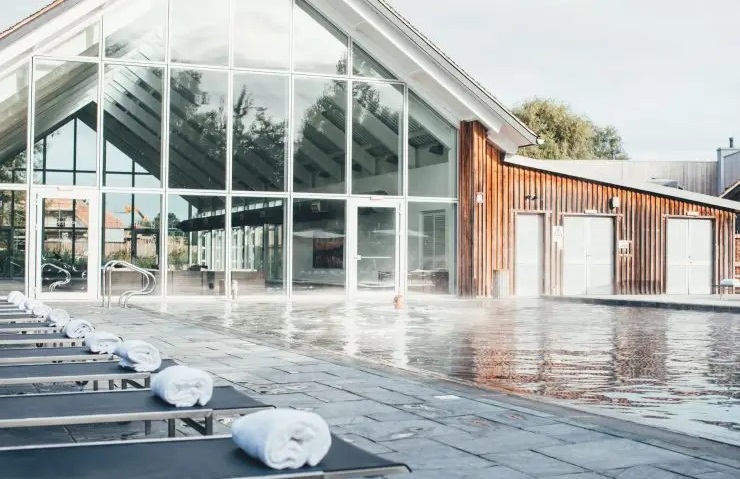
[355, 255, 363, 261]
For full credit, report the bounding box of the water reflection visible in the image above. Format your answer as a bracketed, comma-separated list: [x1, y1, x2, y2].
[167, 299, 739, 444]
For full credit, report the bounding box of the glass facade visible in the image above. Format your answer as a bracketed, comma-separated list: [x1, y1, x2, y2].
[0, 0, 458, 299]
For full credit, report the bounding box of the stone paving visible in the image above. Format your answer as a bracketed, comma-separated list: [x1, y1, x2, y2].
[4, 301, 739, 479]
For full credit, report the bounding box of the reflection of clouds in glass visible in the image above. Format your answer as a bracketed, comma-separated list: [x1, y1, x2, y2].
[104, 0, 166, 61]
[171, 0, 229, 65]
[293, 0, 348, 75]
[234, 0, 291, 70]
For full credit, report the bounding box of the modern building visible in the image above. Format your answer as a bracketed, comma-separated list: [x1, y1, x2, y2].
[0, 0, 737, 301]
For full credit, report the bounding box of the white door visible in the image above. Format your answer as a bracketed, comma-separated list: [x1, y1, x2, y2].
[34, 190, 100, 301]
[666, 219, 712, 295]
[563, 216, 614, 295]
[348, 199, 401, 295]
[515, 214, 544, 296]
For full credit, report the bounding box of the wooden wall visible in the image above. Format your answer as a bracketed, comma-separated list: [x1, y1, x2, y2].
[735, 235, 740, 278]
[458, 121, 738, 297]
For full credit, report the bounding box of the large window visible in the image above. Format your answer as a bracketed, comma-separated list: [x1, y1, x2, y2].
[102, 193, 162, 294]
[233, 74, 289, 191]
[9, 0, 460, 297]
[169, 69, 228, 190]
[167, 195, 226, 296]
[231, 197, 285, 294]
[407, 202, 456, 295]
[0, 191, 26, 292]
[34, 61, 98, 186]
[292, 199, 346, 293]
[293, 79, 348, 194]
[0, 63, 29, 184]
[104, 65, 163, 188]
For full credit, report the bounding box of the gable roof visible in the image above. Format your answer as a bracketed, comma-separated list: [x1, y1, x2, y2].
[507, 155, 740, 212]
[0, 0, 538, 153]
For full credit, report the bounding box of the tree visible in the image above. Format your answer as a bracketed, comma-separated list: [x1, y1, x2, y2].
[513, 98, 629, 160]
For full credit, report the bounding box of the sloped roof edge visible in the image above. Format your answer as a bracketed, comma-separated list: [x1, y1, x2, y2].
[507, 155, 740, 212]
[368, 0, 538, 146]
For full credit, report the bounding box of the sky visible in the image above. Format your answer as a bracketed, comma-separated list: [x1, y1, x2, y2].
[2, 0, 739, 161]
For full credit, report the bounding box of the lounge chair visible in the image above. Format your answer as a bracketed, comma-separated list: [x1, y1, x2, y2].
[0, 347, 112, 365]
[0, 333, 83, 347]
[0, 434, 410, 479]
[0, 386, 271, 438]
[0, 313, 41, 322]
[0, 358, 177, 389]
[0, 322, 61, 334]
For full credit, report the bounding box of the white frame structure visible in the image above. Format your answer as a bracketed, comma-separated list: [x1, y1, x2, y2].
[0, 0, 463, 301]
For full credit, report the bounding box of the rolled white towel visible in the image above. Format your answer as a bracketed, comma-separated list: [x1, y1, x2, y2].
[63, 319, 95, 339]
[151, 365, 213, 407]
[11, 294, 26, 306]
[20, 298, 37, 311]
[231, 409, 332, 470]
[114, 340, 161, 372]
[85, 332, 122, 354]
[32, 303, 52, 318]
[47, 309, 71, 327]
[7, 291, 22, 303]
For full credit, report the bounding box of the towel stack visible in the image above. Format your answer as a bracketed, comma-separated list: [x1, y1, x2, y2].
[231, 409, 332, 470]
[85, 332, 122, 354]
[63, 319, 95, 339]
[151, 366, 212, 407]
[114, 340, 162, 372]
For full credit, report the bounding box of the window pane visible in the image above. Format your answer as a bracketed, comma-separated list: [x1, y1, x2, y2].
[292, 199, 345, 293]
[169, 69, 227, 189]
[293, 78, 347, 193]
[104, 65, 163, 188]
[407, 202, 456, 295]
[102, 193, 162, 294]
[293, 0, 348, 75]
[104, 0, 167, 61]
[34, 60, 98, 187]
[231, 197, 285, 295]
[234, 0, 291, 70]
[408, 93, 457, 197]
[0, 191, 26, 293]
[42, 21, 100, 58]
[171, 0, 229, 66]
[0, 64, 29, 184]
[167, 195, 226, 296]
[352, 44, 396, 80]
[233, 74, 288, 192]
[352, 82, 403, 196]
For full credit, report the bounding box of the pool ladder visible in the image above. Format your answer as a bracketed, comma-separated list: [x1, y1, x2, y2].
[101, 261, 157, 308]
[41, 263, 72, 292]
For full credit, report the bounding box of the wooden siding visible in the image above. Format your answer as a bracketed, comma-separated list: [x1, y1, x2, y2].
[735, 235, 740, 278]
[458, 121, 738, 297]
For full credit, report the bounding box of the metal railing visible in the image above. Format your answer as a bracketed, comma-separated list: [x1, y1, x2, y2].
[41, 263, 72, 292]
[101, 261, 157, 308]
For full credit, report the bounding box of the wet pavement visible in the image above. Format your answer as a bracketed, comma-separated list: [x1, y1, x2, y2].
[12, 299, 737, 479]
[146, 298, 739, 446]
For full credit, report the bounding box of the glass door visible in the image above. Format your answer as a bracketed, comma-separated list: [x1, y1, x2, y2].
[349, 199, 401, 295]
[34, 190, 99, 300]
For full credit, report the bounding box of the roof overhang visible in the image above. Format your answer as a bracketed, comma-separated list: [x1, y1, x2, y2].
[506, 155, 740, 212]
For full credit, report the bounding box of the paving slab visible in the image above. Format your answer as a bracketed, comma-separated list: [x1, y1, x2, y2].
[536, 439, 690, 471]
[486, 450, 586, 477]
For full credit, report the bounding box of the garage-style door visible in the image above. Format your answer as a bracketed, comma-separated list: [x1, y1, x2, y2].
[563, 216, 614, 295]
[666, 219, 713, 295]
[515, 214, 544, 297]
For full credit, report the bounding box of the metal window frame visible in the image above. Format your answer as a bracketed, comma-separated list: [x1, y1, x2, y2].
[3, 0, 464, 301]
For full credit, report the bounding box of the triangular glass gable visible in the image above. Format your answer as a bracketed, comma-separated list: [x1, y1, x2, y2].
[104, 0, 167, 62]
[352, 44, 397, 80]
[293, 0, 349, 75]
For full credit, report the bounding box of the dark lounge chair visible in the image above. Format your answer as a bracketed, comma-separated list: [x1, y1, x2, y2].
[0, 386, 271, 437]
[0, 333, 84, 347]
[0, 434, 411, 479]
[0, 358, 177, 388]
[0, 347, 112, 365]
[0, 322, 61, 334]
[0, 313, 42, 322]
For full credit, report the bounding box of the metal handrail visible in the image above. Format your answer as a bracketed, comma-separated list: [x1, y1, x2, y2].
[41, 263, 72, 292]
[101, 260, 157, 308]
